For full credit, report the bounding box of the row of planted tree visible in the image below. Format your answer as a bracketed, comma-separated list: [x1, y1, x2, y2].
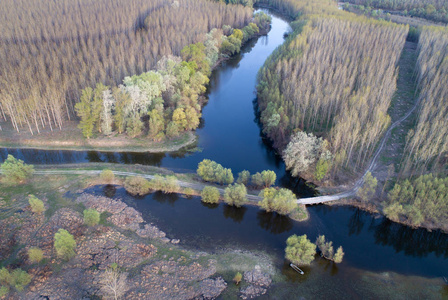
[0, 0, 265, 135]
[254, 0, 447, 229]
[73, 14, 270, 140]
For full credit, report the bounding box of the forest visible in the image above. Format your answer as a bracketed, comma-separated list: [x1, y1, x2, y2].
[346, 0, 448, 23]
[0, 0, 253, 134]
[256, 0, 408, 181]
[401, 26, 448, 176]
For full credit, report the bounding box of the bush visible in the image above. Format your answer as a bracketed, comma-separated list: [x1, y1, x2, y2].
[0, 286, 8, 297]
[149, 175, 180, 193]
[259, 188, 297, 215]
[0, 155, 34, 185]
[100, 169, 115, 183]
[224, 183, 247, 207]
[28, 195, 45, 214]
[183, 188, 196, 196]
[285, 234, 316, 266]
[28, 247, 44, 263]
[357, 172, 378, 201]
[123, 176, 151, 196]
[197, 159, 233, 185]
[237, 170, 251, 185]
[233, 272, 242, 285]
[84, 208, 100, 226]
[0, 268, 31, 292]
[201, 186, 220, 204]
[315, 235, 344, 263]
[54, 229, 76, 260]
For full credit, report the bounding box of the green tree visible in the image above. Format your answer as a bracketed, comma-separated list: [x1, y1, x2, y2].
[224, 183, 247, 207]
[125, 114, 143, 138]
[28, 194, 45, 214]
[314, 158, 330, 181]
[333, 246, 344, 263]
[75, 87, 95, 138]
[0, 155, 34, 185]
[251, 172, 264, 188]
[357, 172, 378, 201]
[84, 208, 100, 227]
[201, 186, 220, 204]
[261, 170, 276, 187]
[54, 229, 76, 260]
[112, 87, 131, 134]
[259, 188, 297, 215]
[28, 247, 44, 263]
[383, 202, 404, 222]
[148, 109, 165, 139]
[166, 121, 180, 138]
[237, 170, 251, 185]
[197, 159, 233, 185]
[233, 272, 242, 285]
[100, 169, 115, 183]
[285, 234, 316, 266]
[92, 83, 109, 133]
[123, 176, 151, 196]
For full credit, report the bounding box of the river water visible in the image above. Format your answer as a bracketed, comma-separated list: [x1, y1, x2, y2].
[1, 10, 448, 299]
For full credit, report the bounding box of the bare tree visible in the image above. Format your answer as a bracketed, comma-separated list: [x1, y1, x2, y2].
[99, 267, 129, 300]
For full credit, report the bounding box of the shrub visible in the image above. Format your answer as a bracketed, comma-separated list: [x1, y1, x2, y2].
[0, 268, 31, 292]
[237, 170, 251, 185]
[84, 208, 100, 227]
[285, 234, 316, 266]
[123, 176, 151, 196]
[201, 186, 220, 204]
[259, 188, 297, 215]
[28, 195, 45, 214]
[28, 247, 44, 263]
[315, 235, 344, 263]
[233, 272, 242, 285]
[54, 229, 76, 260]
[224, 183, 247, 207]
[0, 155, 34, 185]
[0, 286, 8, 297]
[197, 159, 233, 185]
[183, 188, 195, 196]
[100, 169, 115, 183]
[357, 172, 378, 201]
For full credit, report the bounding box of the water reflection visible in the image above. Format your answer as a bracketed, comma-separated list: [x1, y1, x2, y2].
[103, 185, 117, 198]
[257, 211, 293, 234]
[372, 218, 448, 258]
[223, 205, 247, 223]
[348, 209, 366, 236]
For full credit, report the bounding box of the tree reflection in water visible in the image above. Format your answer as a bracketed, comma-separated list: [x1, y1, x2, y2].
[223, 205, 247, 223]
[153, 191, 179, 206]
[103, 185, 117, 198]
[372, 218, 448, 258]
[257, 211, 293, 234]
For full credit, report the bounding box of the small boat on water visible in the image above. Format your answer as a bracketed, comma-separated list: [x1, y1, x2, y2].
[290, 263, 304, 275]
[443, 276, 448, 284]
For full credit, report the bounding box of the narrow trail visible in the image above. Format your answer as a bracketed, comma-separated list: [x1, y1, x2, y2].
[299, 91, 420, 205]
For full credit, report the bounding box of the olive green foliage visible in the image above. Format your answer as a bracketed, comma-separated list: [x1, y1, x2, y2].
[357, 172, 378, 201]
[314, 157, 330, 181]
[28, 247, 44, 263]
[237, 170, 251, 185]
[148, 175, 180, 193]
[54, 228, 77, 260]
[259, 187, 297, 215]
[28, 194, 45, 214]
[347, 0, 448, 23]
[316, 235, 344, 263]
[251, 170, 276, 188]
[0, 268, 32, 292]
[233, 272, 243, 285]
[0, 155, 34, 185]
[201, 186, 221, 204]
[257, 0, 407, 177]
[0, 286, 8, 297]
[402, 27, 448, 174]
[0, 0, 254, 134]
[100, 169, 115, 183]
[385, 174, 448, 226]
[224, 183, 247, 207]
[84, 208, 100, 227]
[123, 176, 151, 196]
[183, 187, 196, 196]
[197, 159, 234, 185]
[285, 234, 316, 266]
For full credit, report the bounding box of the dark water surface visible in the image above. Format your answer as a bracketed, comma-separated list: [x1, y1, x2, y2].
[2, 10, 448, 297]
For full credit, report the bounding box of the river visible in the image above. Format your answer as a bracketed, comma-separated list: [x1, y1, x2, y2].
[1, 10, 448, 299]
